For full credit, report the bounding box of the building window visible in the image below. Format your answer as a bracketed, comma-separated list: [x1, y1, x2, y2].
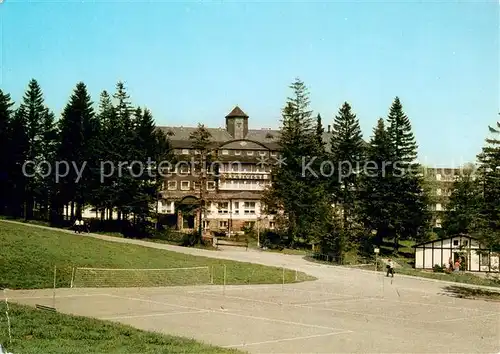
[269, 221, 275, 229]
[233, 202, 239, 214]
[192, 181, 199, 190]
[180, 181, 190, 190]
[244, 201, 256, 214]
[182, 149, 189, 155]
[235, 150, 241, 155]
[259, 151, 266, 156]
[436, 188, 441, 196]
[203, 220, 210, 229]
[436, 174, 441, 181]
[178, 164, 190, 174]
[230, 163, 240, 172]
[464, 240, 468, 246]
[167, 181, 177, 190]
[244, 221, 255, 228]
[219, 221, 228, 228]
[207, 181, 216, 190]
[270, 151, 277, 157]
[480, 252, 490, 267]
[222, 149, 229, 155]
[247, 151, 254, 156]
[217, 202, 229, 214]
[435, 203, 442, 211]
[453, 240, 459, 246]
[194, 149, 201, 155]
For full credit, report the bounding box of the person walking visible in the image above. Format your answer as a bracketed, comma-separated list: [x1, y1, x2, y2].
[386, 258, 395, 277]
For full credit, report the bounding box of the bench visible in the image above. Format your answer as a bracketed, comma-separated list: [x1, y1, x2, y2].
[215, 237, 248, 250]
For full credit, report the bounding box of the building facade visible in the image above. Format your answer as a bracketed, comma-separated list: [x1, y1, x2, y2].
[423, 167, 461, 229]
[157, 106, 333, 234]
[414, 234, 499, 272]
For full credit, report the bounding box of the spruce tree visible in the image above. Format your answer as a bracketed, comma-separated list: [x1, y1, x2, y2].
[0, 90, 15, 214]
[328, 101, 365, 259]
[112, 82, 136, 219]
[385, 97, 430, 250]
[189, 123, 213, 243]
[263, 78, 329, 247]
[17, 79, 56, 220]
[7, 107, 29, 217]
[386, 97, 418, 172]
[475, 121, 500, 250]
[442, 165, 482, 236]
[55, 82, 96, 219]
[359, 118, 394, 248]
[92, 90, 116, 219]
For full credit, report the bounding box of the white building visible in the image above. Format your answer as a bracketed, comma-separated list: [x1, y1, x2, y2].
[414, 234, 499, 272]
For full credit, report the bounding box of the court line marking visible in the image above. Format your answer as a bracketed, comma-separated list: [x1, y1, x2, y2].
[290, 297, 380, 306]
[197, 291, 376, 308]
[101, 310, 209, 320]
[392, 298, 495, 313]
[432, 312, 500, 323]
[103, 294, 346, 331]
[187, 286, 356, 297]
[222, 330, 353, 348]
[1, 293, 110, 300]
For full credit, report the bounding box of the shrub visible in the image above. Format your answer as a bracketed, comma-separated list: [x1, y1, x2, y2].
[181, 231, 199, 247]
[433, 264, 445, 273]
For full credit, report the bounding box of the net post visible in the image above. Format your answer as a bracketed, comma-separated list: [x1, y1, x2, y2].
[53, 265, 57, 309]
[282, 266, 285, 291]
[210, 265, 214, 284]
[70, 266, 75, 288]
[223, 264, 226, 296]
[3, 289, 12, 346]
[295, 269, 298, 282]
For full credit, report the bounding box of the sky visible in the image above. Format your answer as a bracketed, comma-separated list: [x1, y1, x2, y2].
[1, 0, 499, 167]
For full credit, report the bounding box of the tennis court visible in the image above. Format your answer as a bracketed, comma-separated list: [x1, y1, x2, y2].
[4, 267, 500, 354]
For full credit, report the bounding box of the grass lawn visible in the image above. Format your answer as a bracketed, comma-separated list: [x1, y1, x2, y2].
[0, 221, 315, 289]
[0, 302, 242, 354]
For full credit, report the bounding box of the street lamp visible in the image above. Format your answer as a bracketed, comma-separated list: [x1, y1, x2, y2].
[256, 216, 261, 248]
[372, 229, 379, 271]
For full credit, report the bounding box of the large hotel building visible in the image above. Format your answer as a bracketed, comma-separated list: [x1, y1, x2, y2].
[156, 106, 333, 234]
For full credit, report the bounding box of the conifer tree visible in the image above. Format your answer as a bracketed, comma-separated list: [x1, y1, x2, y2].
[7, 107, 29, 217]
[385, 97, 430, 250]
[17, 79, 56, 220]
[359, 118, 394, 247]
[92, 90, 116, 219]
[263, 78, 329, 247]
[475, 121, 500, 250]
[328, 102, 365, 258]
[442, 164, 482, 236]
[111, 82, 136, 219]
[0, 90, 15, 214]
[55, 82, 97, 219]
[189, 123, 213, 243]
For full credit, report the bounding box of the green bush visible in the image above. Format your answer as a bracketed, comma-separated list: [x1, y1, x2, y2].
[433, 264, 445, 273]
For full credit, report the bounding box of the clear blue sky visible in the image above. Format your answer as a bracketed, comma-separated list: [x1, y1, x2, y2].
[1, 0, 498, 167]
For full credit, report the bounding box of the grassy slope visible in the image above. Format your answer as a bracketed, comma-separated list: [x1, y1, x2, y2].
[0, 303, 242, 354]
[0, 221, 315, 289]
